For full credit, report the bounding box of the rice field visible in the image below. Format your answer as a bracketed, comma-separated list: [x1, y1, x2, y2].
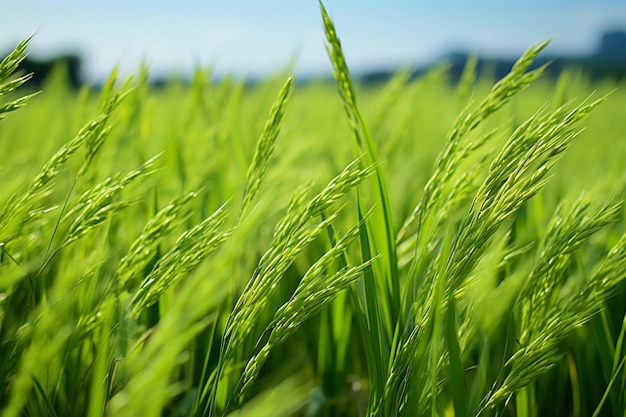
[1, 3, 626, 416]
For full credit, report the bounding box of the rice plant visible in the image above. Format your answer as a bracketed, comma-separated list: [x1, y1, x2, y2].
[0, 3, 625, 416]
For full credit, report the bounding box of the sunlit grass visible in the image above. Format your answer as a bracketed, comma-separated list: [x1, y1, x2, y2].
[1, 2, 626, 416]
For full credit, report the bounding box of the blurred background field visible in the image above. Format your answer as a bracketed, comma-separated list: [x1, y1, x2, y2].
[3, 0, 626, 85]
[2, 60, 625, 226]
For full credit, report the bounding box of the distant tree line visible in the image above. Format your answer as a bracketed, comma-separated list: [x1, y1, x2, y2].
[437, 30, 626, 84]
[5, 29, 626, 88]
[358, 30, 626, 85]
[17, 53, 82, 89]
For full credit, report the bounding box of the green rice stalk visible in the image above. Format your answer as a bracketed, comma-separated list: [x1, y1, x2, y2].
[0, 91, 40, 122]
[483, 230, 626, 412]
[78, 74, 133, 178]
[517, 197, 621, 342]
[87, 297, 115, 417]
[60, 154, 159, 249]
[355, 198, 387, 409]
[397, 42, 549, 246]
[128, 201, 233, 317]
[109, 305, 219, 417]
[434, 100, 608, 413]
[0, 36, 32, 84]
[234, 223, 374, 402]
[240, 77, 294, 220]
[373, 228, 456, 416]
[445, 295, 467, 417]
[1, 262, 101, 417]
[445, 97, 604, 295]
[592, 354, 626, 417]
[592, 310, 619, 407]
[202, 158, 372, 416]
[31, 376, 60, 417]
[571, 231, 626, 322]
[377, 66, 605, 417]
[116, 191, 197, 292]
[0, 36, 39, 122]
[592, 308, 626, 413]
[111, 214, 236, 416]
[0, 82, 130, 247]
[225, 159, 372, 346]
[321, 1, 401, 337]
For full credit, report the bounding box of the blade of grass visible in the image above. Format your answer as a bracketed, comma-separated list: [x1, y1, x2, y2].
[239, 77, 294, 220]
[445, 294, 467, 417]
[592, 354, 626, 417]
[320, 1, 401, 340]
[356, 198, 387, 407]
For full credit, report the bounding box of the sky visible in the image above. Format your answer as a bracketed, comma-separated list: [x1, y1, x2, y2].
[3, 1, 626, 82]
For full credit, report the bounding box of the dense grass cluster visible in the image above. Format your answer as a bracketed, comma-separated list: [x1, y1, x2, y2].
[1, 3, 626, 416]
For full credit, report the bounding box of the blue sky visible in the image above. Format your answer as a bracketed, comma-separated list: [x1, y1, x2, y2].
[3, 1, 626, 82]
